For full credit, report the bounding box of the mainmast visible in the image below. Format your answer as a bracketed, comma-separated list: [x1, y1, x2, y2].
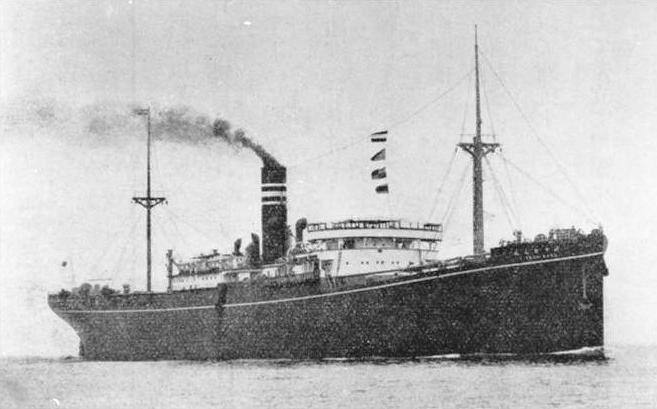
[458, 26, 499, 256]
[132, 108, 166, 292]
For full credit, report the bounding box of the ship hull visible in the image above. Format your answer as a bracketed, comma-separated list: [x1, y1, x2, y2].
[49, 252, 606, 360]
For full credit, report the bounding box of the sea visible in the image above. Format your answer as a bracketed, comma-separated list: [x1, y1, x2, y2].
[1, 346, 656, 409]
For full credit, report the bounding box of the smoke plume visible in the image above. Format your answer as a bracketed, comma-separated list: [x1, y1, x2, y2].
[149, 107, 213, 143]
[2, 99, 281, 166]
[212, 118, 281, 168]
[140, 106, 282, 167]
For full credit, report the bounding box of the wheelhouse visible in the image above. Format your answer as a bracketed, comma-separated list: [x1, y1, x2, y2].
[305, 219, 442, 251]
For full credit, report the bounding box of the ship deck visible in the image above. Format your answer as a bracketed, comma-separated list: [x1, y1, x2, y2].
[49, 237, 606, 314]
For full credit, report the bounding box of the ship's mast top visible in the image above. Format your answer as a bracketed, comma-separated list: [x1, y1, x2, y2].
[458, 25, 499, 256]
[132, 108, 166, 292]
[475, 25, 482, 149]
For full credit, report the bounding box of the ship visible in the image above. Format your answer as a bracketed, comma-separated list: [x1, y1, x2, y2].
[48, 29, 608, 361]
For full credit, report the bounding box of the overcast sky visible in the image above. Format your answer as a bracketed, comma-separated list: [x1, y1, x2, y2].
[1, 0, 656, 356]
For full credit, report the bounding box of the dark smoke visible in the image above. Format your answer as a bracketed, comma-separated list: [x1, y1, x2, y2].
[144, 106, 282, 167]
[3, 98, 282, 166]
[212, 118, 281, 168]
[149, 107, 213, 143]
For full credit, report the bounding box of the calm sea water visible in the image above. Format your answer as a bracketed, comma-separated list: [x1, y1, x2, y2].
[1, 346, 656, 409]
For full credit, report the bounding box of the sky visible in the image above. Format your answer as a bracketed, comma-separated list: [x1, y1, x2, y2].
[1, 0, 656, 356]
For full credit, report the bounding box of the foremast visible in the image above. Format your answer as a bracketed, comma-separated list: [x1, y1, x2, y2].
[132, 108, 166, 292]
[458, 26, 499, 256]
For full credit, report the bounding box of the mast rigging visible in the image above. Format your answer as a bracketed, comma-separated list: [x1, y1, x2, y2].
[458, 25, 499, 256]
[132, 108, 166, 292]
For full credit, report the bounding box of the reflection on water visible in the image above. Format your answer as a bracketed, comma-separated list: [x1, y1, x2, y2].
[1, 346, 655, 409]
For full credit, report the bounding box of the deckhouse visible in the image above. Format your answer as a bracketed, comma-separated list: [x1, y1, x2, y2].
[303, 218, 442, 277]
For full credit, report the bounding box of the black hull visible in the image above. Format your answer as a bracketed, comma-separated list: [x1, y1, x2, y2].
[49, 252, 606, 361]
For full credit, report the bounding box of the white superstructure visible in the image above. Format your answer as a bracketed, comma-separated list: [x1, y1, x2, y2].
[170, 218, 442, 290]
[302, 219, 442, 277]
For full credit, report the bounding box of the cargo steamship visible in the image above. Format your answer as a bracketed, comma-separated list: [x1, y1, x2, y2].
[48, 30, 608, 361]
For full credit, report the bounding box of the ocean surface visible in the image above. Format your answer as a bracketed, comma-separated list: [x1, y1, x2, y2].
[1, 346, 656, 409]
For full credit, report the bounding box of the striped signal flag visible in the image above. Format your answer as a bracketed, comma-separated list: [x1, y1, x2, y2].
[370, 130, 388, 143]
[369, 131, 389, 193]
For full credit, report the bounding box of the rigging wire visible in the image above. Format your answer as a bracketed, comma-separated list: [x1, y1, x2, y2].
[480, 62, 519, 227]
[157, 195, 233, 258]
[286, 136, 367, 169]
[459, 71, 474, 141]
[74, 197, 142, 282]
[500, 155, 598, 224]
[167, 196, 232, 233]
[128, 216, 137, 286]
[106, 210, 141, 282]
[426, 148, 459, 222]
[484, 155, 518, 231]
[480, 51, 599, 224]
[441, 161, 471, 229]
[388, 68, 474, 217]
[150, 131, 162, 192]
[148, 136, 235, 234]
[162, 207, 223, 244]
[284, 67, 474, 221]
[162, 208, 194, 256]
[155, 212, 187, 271]
[480, 68, 497, 141]
[86, 209, 138, 276]
[149, 142, 256, 239]
[148, 132, 182, 199]
[498, 149, 520, 227]
[287, 67, 474, 169]
[158, 209, 207, 258]
[385, 67, 476, 131]
[155, 212, 172, 248]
